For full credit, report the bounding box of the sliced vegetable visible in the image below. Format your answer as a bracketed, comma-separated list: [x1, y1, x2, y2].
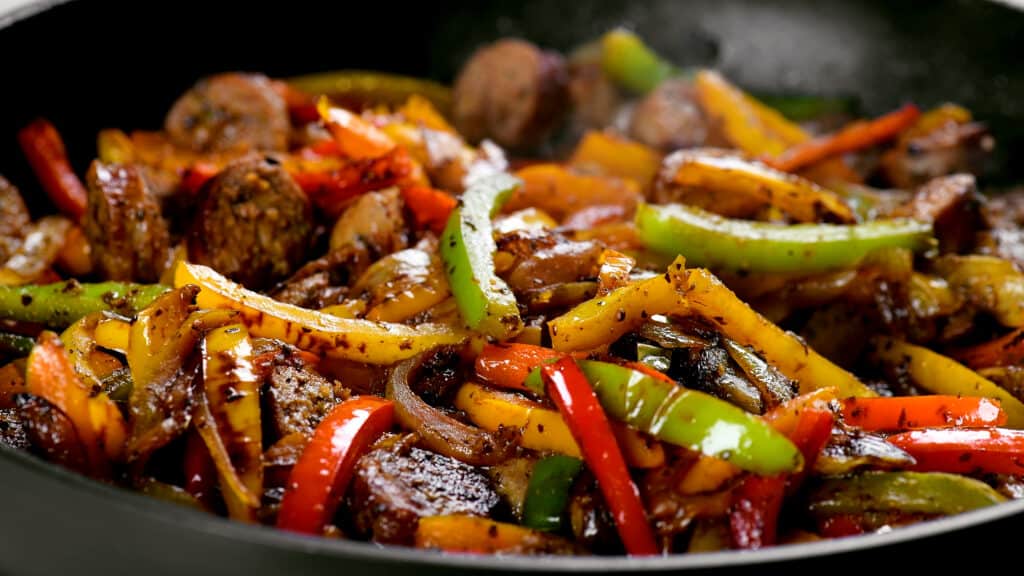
[0, 362, 26, 409]
[540, 358, 658, 556]
[26, 331, 127, 475]
[568, 131, 663, 189]
[454, 382, 665, 469]
[886, 428, 1024, 475]
[871, 337, 1024, 428]
[729, 475, 785, 549]
[475, 343, 562, 394]
[198, 324, 263, 522]
[842, 396, 1006, 432]
[522, 455, 584, 532]
[576, 359, 802, 475]
[183, 428, 218, 510]
[317, 97, 395, 159]
[388, 353, 515, 466]
[951, 328, 1024, 370]
[0, 331, 33, 357]
[0, 281, 168, 328]
[507, 164, 642, 222]
[600, 28, 678, 94]
[174, 261, 466, 364]
[808, 471, 1005, 517]
[658, 149, 854, 223]
[636, 203, 935, 274]
[286, 70, 452, 114]
[767, 104, 921, 173]
[597, 249, 635, 297]
[440, 173, 523, 339]
[400, 186, 458, 234]
[277, 396, 394, 535]
[17, 118, 88, 220]
[934, 255, 1024, 328]
[415, 515, 574, 554]
[548, 259, 688, 352]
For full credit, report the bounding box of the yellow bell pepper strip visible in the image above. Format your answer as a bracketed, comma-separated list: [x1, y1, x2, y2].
[174, 261, 467, 364]
[92, 316, 130, 354]
[600, 28, 679, 94]
[540, 357, 659, 556]
[636, 203, 935, 274]
[198, 324, 263, 522]
[934, 255, 1024, 328]
[61, 313, 126, 400]
[808, 471, 1005, 518]
[0, 331, 33, 357]
[694, 70, 806, 157]
[286, 70, 452, 115]
[568, 131, 663, 190]
[453, 382, 664, 468]
[548, 259, 688, 352]
[656, 149, 855, 223]
[440, 173, 524, 339]
[350, 246, 451, 324]
[0, 281, 168, 328]
[397, 94, 456, 133]
[766, 104, 921, 173]
[277, 396, 394, 535]
[841, 396, 1006, 432]
[126, 288, 237, 462]
[414, 515, 576, 554]
[522, 455, 584, 532]
[870, 337, 1024, 428]
[507, 164, 642, 223]
[597, 249, 636, 297]
[576, 359, 802, 475]
[684, 267, 875, 397]
[26, 331, 127, 476]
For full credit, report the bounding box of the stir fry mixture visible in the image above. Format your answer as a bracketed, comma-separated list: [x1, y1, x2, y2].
[3, 29, 1024, 555]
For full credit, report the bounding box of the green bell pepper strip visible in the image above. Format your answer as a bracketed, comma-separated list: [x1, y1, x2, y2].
[0, 332, 34, 357]
[636, 342, 672, 374]
[755, 94, 859, 122]
[635, 203, 935, 274]
[440, 174, 524, 339]
[286, 70, 452, 114]
[521, 455, 583, 532]
[808, 471, 1005, 517]
[600, 29, 681, 94]
[525, 359, 802, 475]
[0, 281, 169, 328]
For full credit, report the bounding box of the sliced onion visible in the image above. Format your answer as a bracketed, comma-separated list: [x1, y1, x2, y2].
[387, 350, 516, 466]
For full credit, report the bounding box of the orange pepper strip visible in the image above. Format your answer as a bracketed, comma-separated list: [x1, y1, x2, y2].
[950, 328, 1024, 370]
[317, 97, 396, 160]
[400, 186, 458, 234]
[842, 396, 1006, 432]
[767, 104, 921, 172]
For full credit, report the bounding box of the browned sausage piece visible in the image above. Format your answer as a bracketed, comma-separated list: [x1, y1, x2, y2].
[188, 157, 312, 290]
[348, 435, 500, 544]
[891, 174, 983, 254]
[165, 73, 289, 153]
[628, 78, 708, 151]
[264, 359, 348, 440]
[0, 176, 31, 263]
[84, 161, 170, 282]
[453, 39, 569, 151]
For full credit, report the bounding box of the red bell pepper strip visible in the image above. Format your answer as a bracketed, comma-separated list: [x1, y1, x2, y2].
[277, 396, 394, 534]
[886, 428, 1024, 475]
[290, 148, 418, 218]
[766, 104, 921, 172]
[271, 80, 320, 125]
[400, 186, 458, 234]
[842, 396, 1006, 432]
[179, 161, 221, 196]
[475, 343, 564, 393]
[540, 358, 658, 556]
[951, 328, 1024, 369]
[183, 428, 219, 510]
[17, 118, 89, 220]
[729, 390, 835, 549]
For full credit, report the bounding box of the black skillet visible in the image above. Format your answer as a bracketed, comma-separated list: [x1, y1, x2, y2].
[1, 1, 1023, 574]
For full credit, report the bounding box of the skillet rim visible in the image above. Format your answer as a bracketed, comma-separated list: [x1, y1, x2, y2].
[2, 0, 1024, 570]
